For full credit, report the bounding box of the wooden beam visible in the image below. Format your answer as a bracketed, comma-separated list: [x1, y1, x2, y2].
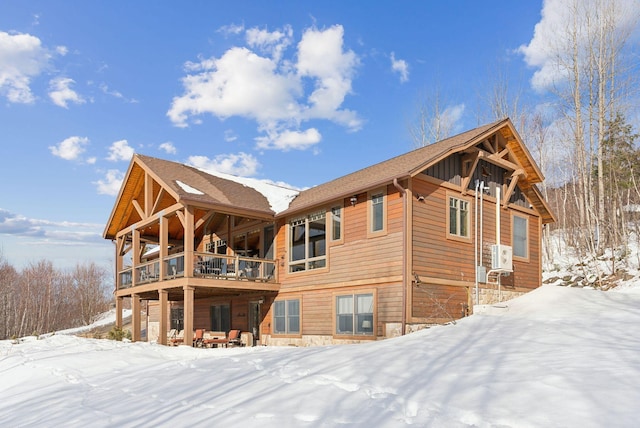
[195, 210, 216, 231]
[132, 199, 145, 219]
[145, 172, 153, 217]
[482, 139, 496, 154]
[151, 188, 166, 217]
[503, 170, 524, 207]
[460, 152, 481, 195]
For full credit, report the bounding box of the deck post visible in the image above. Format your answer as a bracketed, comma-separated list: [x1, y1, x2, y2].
[183, 286, 195, 346]
[115, 296, 123, 329]
[131, 293, 141, 342]
[159, 289, 168, 345]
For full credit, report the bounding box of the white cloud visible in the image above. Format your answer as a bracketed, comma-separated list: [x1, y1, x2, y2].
[296, 25, 361, 128]
[94, 169, 124, 196]
[159, 141, 177, 154]
[99, 83, 138, 103]
[255, 128, 321, 151]
[168, 24, 361, 150]
[433, 103, 466, 137]
[106, 140, 134, 162]
[187, 152, 260, 177]
[246, 25, 293, 61]
[390, 52, 409, 83]
[48, 77, 85, 108]
[0, 208, 103, 243]
[518, 0, 640, 92]
[224, 129, 238, 142]
[49, 136, 89, 161]
[0, 31, 52, 103]
[218, 23, 245, 36]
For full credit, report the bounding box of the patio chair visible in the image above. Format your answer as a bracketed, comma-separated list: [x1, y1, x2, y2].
[227, 329, 242, 347]
[193, 328, 205, 347]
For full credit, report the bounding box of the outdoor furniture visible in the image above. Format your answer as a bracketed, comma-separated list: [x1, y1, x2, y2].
[227, 329, 242, 347]
[193, 328, 205, 347]
[169, 329, 184, 346]
[202, 331, 228, 348]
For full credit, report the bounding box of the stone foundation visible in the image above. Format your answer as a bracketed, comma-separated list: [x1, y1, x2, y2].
[477, 288, 524, 306]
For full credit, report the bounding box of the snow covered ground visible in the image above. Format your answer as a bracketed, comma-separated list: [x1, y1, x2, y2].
[2, 283, 640, 427]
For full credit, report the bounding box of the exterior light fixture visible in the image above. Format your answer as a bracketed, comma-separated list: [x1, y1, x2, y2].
[350, 196, 358, 206]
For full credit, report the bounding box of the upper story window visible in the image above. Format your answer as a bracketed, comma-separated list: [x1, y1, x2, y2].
[289, 211, 326, 272]
[368, 189, 386, 235]
[331, 206, 342, 241]
[512, 214, 528, 259]
[448, 196, 469, 238]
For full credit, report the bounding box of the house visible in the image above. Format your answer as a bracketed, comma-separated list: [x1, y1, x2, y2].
[103, 118, 555, 347]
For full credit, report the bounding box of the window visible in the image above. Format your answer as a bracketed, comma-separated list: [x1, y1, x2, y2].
[210, 304, 230, 332]
[205, 239, 227, 254]
[331, 206, 342, 241]
[289, 211, 326, 272]
[513, 215, 528, 258]
[170, 308, 184, 331]
[449, 196, 469, 238]
[336, 293, 374, 336]
[273, 299, 300, 334]
[371, 193, 384, 232]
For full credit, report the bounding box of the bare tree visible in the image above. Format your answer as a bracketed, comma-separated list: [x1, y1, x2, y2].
[408, 86, 462, 147]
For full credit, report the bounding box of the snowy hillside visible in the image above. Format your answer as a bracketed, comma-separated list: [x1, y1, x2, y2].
[1, 283, 639, 427]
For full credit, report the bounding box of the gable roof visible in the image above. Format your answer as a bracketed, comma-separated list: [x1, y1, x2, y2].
[280, 118, 554, 223]
[103, 155, 276, 239]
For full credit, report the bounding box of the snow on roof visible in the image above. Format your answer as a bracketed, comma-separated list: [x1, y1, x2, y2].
[195, 168, 301, 215]
[176, 180, 204, 195]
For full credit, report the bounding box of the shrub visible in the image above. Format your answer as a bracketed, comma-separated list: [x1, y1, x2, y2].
[107, 327, 132, 341]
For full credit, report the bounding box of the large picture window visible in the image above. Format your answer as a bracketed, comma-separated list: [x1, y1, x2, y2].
[336, 293, 374, 336]
[513, 215, 528, 258]
[289, 211, 326, 272]
[273, 299, 300, 334]
[448, 196, 469, 238]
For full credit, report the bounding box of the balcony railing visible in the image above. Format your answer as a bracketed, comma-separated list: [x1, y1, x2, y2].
[193, 252, 276, 281]
[117, 252, 277, 290]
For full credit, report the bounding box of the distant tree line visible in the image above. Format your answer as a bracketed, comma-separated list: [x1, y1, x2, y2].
[0, 255, 112, 340]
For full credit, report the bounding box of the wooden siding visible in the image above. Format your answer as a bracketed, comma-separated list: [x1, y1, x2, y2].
[411, 175, 542, 310]
[411, 283, 469, 322]
[278, 185, 404, 291]
[273, 282, 402, 337]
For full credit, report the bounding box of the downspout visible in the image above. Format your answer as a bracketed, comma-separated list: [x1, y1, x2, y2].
[474, 181, 479, 306]
[393, 178, 407, 336]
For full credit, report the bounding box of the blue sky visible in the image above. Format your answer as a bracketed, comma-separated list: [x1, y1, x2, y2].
[0, 1, 631, 270]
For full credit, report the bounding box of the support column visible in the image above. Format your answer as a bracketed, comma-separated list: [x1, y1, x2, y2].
[115, 296, 123, 329]
[159, 216, 168, 280]
[159, 289, 168, 345]
[184, 206, 195, 278]
[132, 294, 141, 342]
[183, 286, 194, 347]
